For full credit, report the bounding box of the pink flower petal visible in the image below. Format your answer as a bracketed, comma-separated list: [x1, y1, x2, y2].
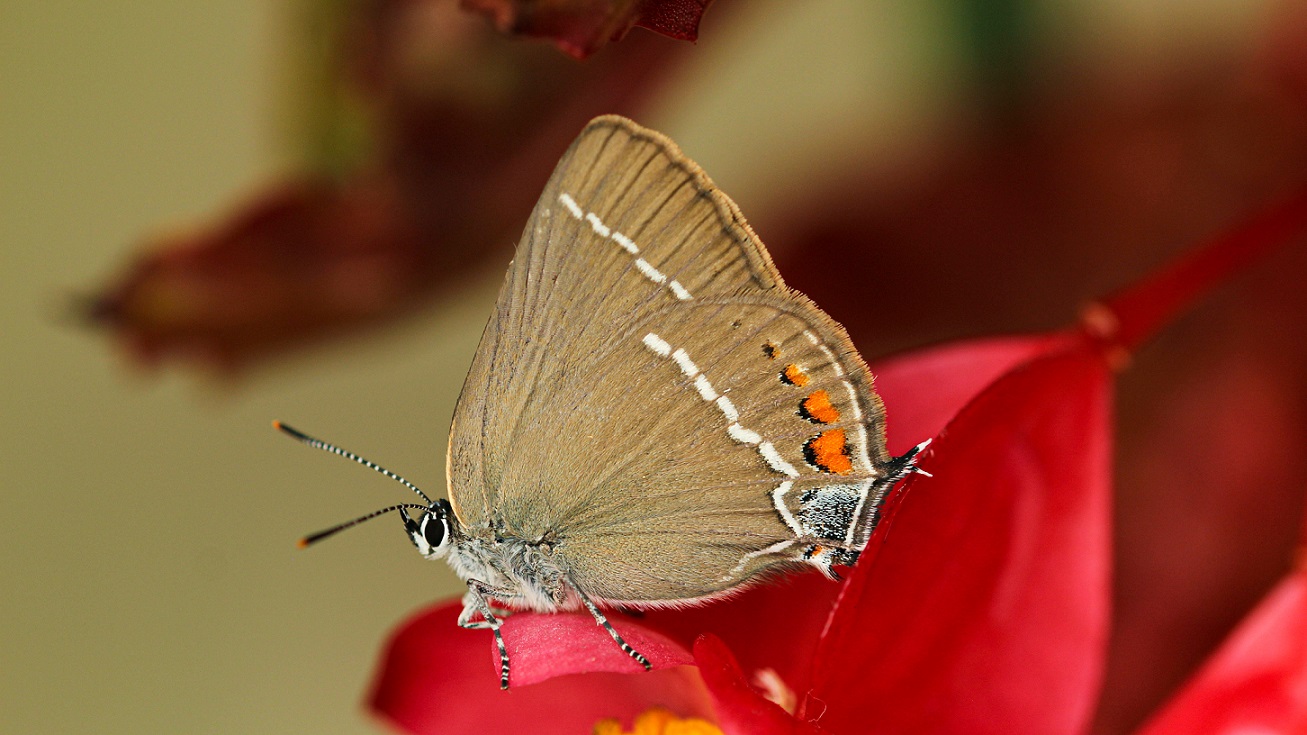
[499, 607, 695, 686]
[1136, 571, 1307, 735]
[370, 602, 713, 735]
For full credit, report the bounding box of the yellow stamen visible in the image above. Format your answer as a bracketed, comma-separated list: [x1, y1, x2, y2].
[632, 708, 675, 735]
[593, 708, 723, 735]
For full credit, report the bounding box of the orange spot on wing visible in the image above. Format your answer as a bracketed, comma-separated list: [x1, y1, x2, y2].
[800, 390, 840, 423]
[781, 364, 809, 386]
[762, 341, 780, 359]
[804, 429, 852, 474]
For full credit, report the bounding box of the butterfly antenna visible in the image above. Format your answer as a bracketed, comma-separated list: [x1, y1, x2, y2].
[273, 421, 434, 505]
[298, 504, 430, 548]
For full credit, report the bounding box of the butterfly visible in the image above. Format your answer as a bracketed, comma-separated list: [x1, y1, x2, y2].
[278, 115, 927, 689]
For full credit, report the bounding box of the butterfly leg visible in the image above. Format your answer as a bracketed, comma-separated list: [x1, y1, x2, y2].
[458, 578, 520, 689]
[570, 581, 652, 672]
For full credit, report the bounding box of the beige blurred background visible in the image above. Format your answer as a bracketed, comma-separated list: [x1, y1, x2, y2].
[0, 4, 485, 733]
[0, 1, 1290, 733]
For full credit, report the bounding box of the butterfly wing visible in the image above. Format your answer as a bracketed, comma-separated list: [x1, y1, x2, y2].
[448, 116, 893, 602]
[449, 115, 783, 522]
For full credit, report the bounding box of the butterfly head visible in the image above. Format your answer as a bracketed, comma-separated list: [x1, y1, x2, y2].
[402, 499, 457, 559]
[274, 421, 464, 558]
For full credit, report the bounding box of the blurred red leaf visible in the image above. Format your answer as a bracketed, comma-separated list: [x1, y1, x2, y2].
[88, 3, 699, 371]
[89, 178, 423, 369]
[461, 0, 713, 58]
[370, 601, 714, 734]
[1135, 570, 1307, 735]
[757, 60, 1307, 728]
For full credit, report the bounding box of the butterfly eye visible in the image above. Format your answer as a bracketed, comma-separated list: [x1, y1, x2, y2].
[420, 513, 448, 549]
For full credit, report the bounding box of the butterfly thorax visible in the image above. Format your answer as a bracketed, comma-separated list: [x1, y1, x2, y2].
[445, 529, 570, 612]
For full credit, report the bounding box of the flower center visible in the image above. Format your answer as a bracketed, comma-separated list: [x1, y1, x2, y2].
[592, 707, 722, 735]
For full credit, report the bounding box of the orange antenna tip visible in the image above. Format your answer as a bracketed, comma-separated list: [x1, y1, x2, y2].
[296, 537, 310, 549]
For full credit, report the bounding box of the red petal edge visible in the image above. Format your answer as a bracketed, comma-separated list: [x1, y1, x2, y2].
[1136, 571, 1307, 735]
[871, 334, 1057, 455]
[803, 343, 1114, 735]
[370, 602, 712, 735]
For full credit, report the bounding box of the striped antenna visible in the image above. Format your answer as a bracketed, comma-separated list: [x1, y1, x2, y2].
[298, 503, 430, 548]
[273, 421, 434, 505]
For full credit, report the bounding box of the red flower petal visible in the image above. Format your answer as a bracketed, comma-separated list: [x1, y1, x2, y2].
[461, 0, 714, 59]
[639, 571, 841, 693]
[802, 342, 1114, 735]
[792, 188, 1307, 734]
[692, 634, 826, 735]
[370, 601, 714, 734]
[1136, 570, 1307, 735]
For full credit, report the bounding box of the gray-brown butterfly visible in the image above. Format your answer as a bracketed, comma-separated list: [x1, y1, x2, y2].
[277, 115, 927, 689]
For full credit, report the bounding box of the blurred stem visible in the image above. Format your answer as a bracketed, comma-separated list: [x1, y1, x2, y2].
[1085, 184, 1307, 358]
[282, 0, 373, 178]
[951, 0, 1036, 125]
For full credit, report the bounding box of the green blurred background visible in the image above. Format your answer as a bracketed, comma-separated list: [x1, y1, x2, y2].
[0, 1, 1295, 733]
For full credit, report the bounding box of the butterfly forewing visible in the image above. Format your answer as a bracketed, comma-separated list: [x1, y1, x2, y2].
[448, 116, 892, 602]
[451, 117, 783, 520]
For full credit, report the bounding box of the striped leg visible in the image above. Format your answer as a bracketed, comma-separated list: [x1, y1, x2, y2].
[458, 579, 519, 689]
[572, 582, 652, 671]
